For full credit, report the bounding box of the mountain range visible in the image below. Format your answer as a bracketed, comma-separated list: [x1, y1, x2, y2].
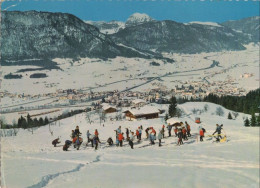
[1, 11, 259, 65]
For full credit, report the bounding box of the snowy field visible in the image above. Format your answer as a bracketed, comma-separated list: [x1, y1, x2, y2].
[1, 43, 259, 96]
[1, 102, 259, 188]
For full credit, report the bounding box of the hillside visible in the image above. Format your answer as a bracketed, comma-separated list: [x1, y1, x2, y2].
[111, 20, 246, 53]
[0, 11, 150, 63]
[222, 16, 260, 43]
[1, 102, 259, 187]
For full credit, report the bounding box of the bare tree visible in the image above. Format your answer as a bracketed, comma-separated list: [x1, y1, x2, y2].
[232, 112, 239, 119]
[204, 104, 209, 112]
[49, 122, 54, 136]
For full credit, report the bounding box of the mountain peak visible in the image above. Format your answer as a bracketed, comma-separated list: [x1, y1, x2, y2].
[126, 13, 154, 27]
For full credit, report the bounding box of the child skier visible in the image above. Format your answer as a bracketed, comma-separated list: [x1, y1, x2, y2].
[167, 124, 172, 137]
[52, 137, 60, 147]
[158, 129, 163, 147]
[118, 133, 124, 147]
[129, 132, 135, 149]
[200, 128, 204, 142]
[177, 129, 183, 146]
[107, 137, 113, 146]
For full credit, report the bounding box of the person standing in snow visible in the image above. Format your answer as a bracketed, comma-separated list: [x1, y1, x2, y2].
[117, 126, 122, 134]
[145, 127, 150, 139]
[177, 129, 183, 145]
[149, 130, 156, 145]
[115, 130, 119, 146]
[185, 122, 191, 137]
[75, 136, 83, 150]
[129, 132, 135, 149]
[200, 128, 204, 141]
[95, 129, 101, 143]
[71, 130, 76, 139]
[138, 127, 142, 140]
[118, 133, 124, 147]
[158, 129, 163, 147]
[167, 124, 172, 137]
[162, 125, 165, 138]
[86, 130, 91, 144]
[136, 129, 140, 141]
[126, 128, 129, 141]
[74, 126, 81, 136]
[174, 126, 178, 137]
[93, 136, 99, 150]
[182, 127, 188, 141]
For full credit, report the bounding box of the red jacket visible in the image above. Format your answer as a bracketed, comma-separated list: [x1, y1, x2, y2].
[174, 128, 178, 133]
[151, 129, 156, 134]
[200, 129, 204, 136]
[136, 130, 139, 136]
[187, 125, 191, 131]
[95, 131, 99, 136]
[182, 129, 186, 134]
[118, 133, 124, 141]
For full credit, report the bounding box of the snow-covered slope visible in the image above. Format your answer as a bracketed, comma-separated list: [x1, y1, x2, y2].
[84, 20, 125, 34]
[1, 102, 259, 188]
[188, 21, 223, 27]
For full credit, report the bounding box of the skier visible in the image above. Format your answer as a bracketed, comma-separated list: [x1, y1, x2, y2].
[158, 129, 163, 147]
[107, 137, 113, 146]
[212, 124, 223, 142]
[129, 132, 135, 149]
[126, 128, 129, 141]
[52, 137, 60, 147]
[71, 130, 76, 139]
[95, 129, 101, 143]
[145, 127, 150, 139]
[138, 127, 142, 140]
[75, 136, 83, 150]
[174, 126, 178, 137]
[182, 127, 188, 140]
[86, 130, 91, 145]
[136, 129, 140, 141]
[115, 130, 119, 146]
[117, 126, 122, 134]
[63, 140, 72, 151]
[186, 122, 191, 137]
[177, 129, 183, 146]
[74, 126, 81, 136]
[162, 125, 165, 138]
[93, 136, 99, 150]
[118, 132, 124, 147]
[149, 131, 156, 145]
[200, 128, 204, 141]
[167, 124, 172, 137]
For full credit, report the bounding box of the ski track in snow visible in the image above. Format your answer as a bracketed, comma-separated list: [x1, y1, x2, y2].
[27, 155, 102, 188]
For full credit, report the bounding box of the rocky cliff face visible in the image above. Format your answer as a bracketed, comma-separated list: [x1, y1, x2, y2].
[1, 11, 148, 62]
[111, 20, 247, 53]
[222, 16, 260, 43]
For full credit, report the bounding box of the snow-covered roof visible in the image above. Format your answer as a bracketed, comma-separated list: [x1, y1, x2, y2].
[123, 106, 160, 116]
[166, 118, 180, 125]
[101, 103, 116, 111]
[132, 99, 146, 105]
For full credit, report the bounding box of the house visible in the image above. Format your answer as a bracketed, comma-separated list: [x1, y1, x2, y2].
[101, 103, 117, 114]
[123, 106, 160, 120]
[132, 99, 146, 107]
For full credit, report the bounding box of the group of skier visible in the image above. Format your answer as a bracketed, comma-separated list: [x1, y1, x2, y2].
[52, 121, 225, 151]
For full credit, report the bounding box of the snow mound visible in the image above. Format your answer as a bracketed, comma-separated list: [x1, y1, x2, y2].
[188, 21, 223, 27]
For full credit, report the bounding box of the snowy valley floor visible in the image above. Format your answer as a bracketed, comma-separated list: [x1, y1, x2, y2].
[1, 102, 260, 188]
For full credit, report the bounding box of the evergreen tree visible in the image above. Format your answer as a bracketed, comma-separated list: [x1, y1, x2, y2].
[250, 114, 256, 127]
[228, 112, 233, 120]
[33, 118, 39, 127]
[44, 117, 49, 125]
[21, 116, 27, 129]
[18, 116, 22, 128]
[27, 114, 33, 127]
[256, 115, 260, 127]
[244, 117, 250, 127]
[39, 117, 44, 126]
[168, 96, 177, 117]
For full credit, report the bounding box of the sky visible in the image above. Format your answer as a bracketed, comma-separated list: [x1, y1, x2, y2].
[1, 0, 260, 23]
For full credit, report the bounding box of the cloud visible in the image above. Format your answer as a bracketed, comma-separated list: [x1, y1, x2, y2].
[3, 3, 20, 11]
